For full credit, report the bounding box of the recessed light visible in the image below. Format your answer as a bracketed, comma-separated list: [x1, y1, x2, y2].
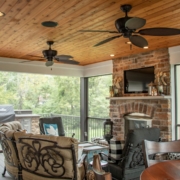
[143, 46, 148, 49]
[41, 21, 58, 27]
[0, 12, 5, 17]
[126, 41, 131, 44]
[110, 54, 114, 57]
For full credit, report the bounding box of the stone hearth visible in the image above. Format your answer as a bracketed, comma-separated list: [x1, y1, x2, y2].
[109, 48, 171, 141]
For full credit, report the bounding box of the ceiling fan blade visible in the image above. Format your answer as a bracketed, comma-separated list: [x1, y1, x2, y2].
[55, 55, 73, 60]
[54, 58, 79, 65]
[138, 28, 180, 36]
[129, 35, 148, 48]
[94, 35, 122, 47]
[125, 17, 146, 30]
[79, 30, 118, 33]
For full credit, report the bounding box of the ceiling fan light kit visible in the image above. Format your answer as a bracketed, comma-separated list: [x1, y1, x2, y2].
[80, 4, 180, 49]
[45, 61, 54, 67]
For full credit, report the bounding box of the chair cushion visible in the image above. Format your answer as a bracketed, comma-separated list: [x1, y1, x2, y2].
[122, 128, 160, 168]
[39, 117, 65, 136]
[0, 121, 23, 133]
[43, 123, 59, 135]
[15, 134, 84, 180]
[21, 165, 85, 180]
[5, 161, 19, 179]
[0, 123, 26, 179]
[3, 130, 27, 166]
[108, 163, 123, 180]
[125, 128, 160, 147]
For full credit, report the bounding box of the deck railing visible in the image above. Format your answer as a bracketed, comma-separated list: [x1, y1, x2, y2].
[40, 114, 105, 141]
[87, 117, 105, 141]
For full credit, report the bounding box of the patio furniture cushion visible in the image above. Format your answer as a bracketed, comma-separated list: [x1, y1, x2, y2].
[0, 121, 22, 134]
[15, 133, 85, 180]
[21, 164, 85, 180]
[39, 117, 65, 136]
[21, 169, 85, 180]
[14, 133, 78, 158]
[0, 121, 24, 179]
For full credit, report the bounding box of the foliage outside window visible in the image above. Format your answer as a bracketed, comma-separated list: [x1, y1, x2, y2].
[88, 75, 112, 140]
[0, 71, 112, 141]
[0, 71, 80, 115]
[88, 75, 112, 118]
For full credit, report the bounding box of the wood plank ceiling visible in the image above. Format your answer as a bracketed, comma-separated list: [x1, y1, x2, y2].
[0, 0, 180, 66]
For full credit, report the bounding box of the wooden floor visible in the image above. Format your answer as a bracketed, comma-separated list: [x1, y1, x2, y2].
[0, 153, 13, 180]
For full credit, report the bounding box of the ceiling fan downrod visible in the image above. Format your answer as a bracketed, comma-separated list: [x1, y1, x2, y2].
[120, 4, 132, 17]
[47, 41, 54, 50]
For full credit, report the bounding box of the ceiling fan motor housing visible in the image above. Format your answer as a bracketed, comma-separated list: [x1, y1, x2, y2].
[115, 17, 133, 37]
[42, 50, 57, 61]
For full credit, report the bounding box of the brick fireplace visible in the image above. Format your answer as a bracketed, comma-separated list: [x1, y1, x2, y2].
[109, 48, 171, 141]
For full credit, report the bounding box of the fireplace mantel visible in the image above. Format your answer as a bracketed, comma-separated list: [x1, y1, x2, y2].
[106, 95, 171, 100]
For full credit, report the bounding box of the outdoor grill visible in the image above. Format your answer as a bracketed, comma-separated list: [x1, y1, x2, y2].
[0, 105, 15, 123]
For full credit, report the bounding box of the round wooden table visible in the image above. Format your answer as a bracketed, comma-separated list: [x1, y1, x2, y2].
[140, 160, 180, 180]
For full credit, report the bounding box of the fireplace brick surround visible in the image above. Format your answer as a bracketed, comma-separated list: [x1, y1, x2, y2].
[109, 48, 171, 141]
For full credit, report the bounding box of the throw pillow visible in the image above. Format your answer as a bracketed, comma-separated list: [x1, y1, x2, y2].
[109, 139, 124, 160]
[167, 153, 180, 160]
[43, 123, 59, 136]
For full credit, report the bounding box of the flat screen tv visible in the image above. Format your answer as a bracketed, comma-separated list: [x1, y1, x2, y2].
[124, 66, 155, 93]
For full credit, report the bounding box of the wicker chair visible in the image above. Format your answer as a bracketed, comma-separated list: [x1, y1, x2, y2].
[0, 121, 25, 180]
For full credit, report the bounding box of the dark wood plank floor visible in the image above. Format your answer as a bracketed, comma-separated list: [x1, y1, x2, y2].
[0, 153, 13, 180]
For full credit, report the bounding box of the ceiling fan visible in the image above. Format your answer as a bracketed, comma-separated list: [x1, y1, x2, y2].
[79, 4, 180, 48]
[43, 41, 79, 66]
[22, 41, 79, 66]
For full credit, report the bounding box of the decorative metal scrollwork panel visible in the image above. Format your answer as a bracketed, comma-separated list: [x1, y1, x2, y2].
[129, 144, 144, 168]
[1, 138, 14, 165]
[19, 138, 74, 178]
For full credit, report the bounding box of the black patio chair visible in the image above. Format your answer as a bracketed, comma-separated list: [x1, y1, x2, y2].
[39, 116, 65, 136]
[100, 127, 161, 180]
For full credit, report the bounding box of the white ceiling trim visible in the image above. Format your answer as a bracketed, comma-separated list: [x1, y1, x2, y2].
[83, 60, 113, 77]
[0, 57, 113, 77]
